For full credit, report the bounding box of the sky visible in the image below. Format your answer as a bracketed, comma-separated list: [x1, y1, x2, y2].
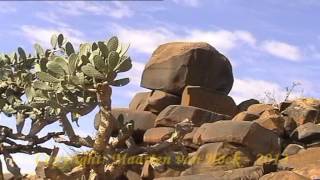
[0, 0, 320, 174]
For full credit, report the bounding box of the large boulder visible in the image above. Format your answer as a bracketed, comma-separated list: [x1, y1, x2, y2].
[181, 86, 238, 117]
[193, 121, 281, 156]
[155, 105, 230, 127]
[282, 98, 320, 125]
[129, 90, 181, 114]
[140, 42, 234, 95]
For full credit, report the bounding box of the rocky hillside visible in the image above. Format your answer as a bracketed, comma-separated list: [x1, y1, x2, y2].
[96, 42, 320, 180]
[22, 42, 320, 179]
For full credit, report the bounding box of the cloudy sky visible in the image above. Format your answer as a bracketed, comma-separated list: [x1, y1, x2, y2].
[0, 0, 320, 173]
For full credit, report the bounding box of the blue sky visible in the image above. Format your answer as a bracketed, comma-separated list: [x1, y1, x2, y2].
[0, 0, 320, 173]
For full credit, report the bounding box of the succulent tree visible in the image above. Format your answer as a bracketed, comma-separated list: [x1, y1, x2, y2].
[0, 34, 133, 179]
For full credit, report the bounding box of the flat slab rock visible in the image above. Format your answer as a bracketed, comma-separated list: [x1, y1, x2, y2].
[129, 90, 181, 114]
[155, 105, 230, 127]
[260, 171, 309, 180]
[181, 86, 238, 117]
[278, 147, 320, 170]
[290, 122, 320, 144]
[140, 42, 234, 95]
[155, 166, 264, 180]
[182, 142, 254, 174]
[193, 121, 281, 156]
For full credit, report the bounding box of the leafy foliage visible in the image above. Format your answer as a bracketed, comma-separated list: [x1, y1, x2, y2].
[0, 34, 132, 143]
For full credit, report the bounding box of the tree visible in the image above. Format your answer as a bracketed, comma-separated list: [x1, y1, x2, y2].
[0, 34, 133, 179]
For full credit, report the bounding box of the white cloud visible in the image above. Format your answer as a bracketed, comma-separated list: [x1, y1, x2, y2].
[185, 30, 256, 52]
[114, 25, 256, 54]
[34, 11, 69, 27]
[261, 40, 302, 61]
[230, 78, 303, 104]
[52, 1, 134, 19]
[115, 26, 176, 54]
[20, 25, 86, 48]
[173, 0, 201, 7]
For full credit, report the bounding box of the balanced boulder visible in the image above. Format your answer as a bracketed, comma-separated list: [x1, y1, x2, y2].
[140, 42, 234, 95]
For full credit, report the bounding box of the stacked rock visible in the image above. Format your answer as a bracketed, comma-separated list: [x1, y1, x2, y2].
[94, 42, 320, 179]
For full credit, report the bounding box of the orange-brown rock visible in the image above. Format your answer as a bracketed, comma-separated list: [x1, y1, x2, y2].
[290, 122, 320, 144]
[193, 121, 281, 156]
[143, 127, 175, 144]
[260, 171, 309, 180]
[232, 111, 259, 122]
[293, 163, 320, 179]
[247, 104, 275, 115]
[278, 147, 320, 170]
[129, 90, 180, 114]
[254, 110, 285, 136]
[155, 105, 230, 127]
[181, 86, 238, 117]
[237, 99, 260, 112]
[282, 98, 320, 125]
[140, 42, 234, 95]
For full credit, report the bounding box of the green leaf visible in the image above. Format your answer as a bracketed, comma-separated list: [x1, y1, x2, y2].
[57, 34, 64, 47]
[81, 64, 105, 79]
[108, 51, 119, 71]
[79, 43, 91, 57]
[92, 42, 98, 51]
[53, 57, 69, 74]
[51, 34, 58, 49]
[33, 81, 52, 90]
[37, 72, 61, 83]
[98, 41, 109, 57]
[34, 43, 44, 57]
[107, 36, 118, 51]
[17, 47, 26, 61]
[116, 56, 132, 73]
[69, 75, 83, 85]
[110, 78, 130, 87]
[93, 55, 106, 72]
[47, 61, 65, 76]
[65, 42, 75, 56]
[68, 53, 78, 74]
[25, 86, 35, 101]
[0, 98, 6, 109]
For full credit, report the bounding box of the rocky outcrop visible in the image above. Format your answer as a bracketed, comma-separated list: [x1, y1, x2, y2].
[88, 42, 320, 179]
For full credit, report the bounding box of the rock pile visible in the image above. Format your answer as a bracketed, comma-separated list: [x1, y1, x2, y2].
[96, 42, 320, 180]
